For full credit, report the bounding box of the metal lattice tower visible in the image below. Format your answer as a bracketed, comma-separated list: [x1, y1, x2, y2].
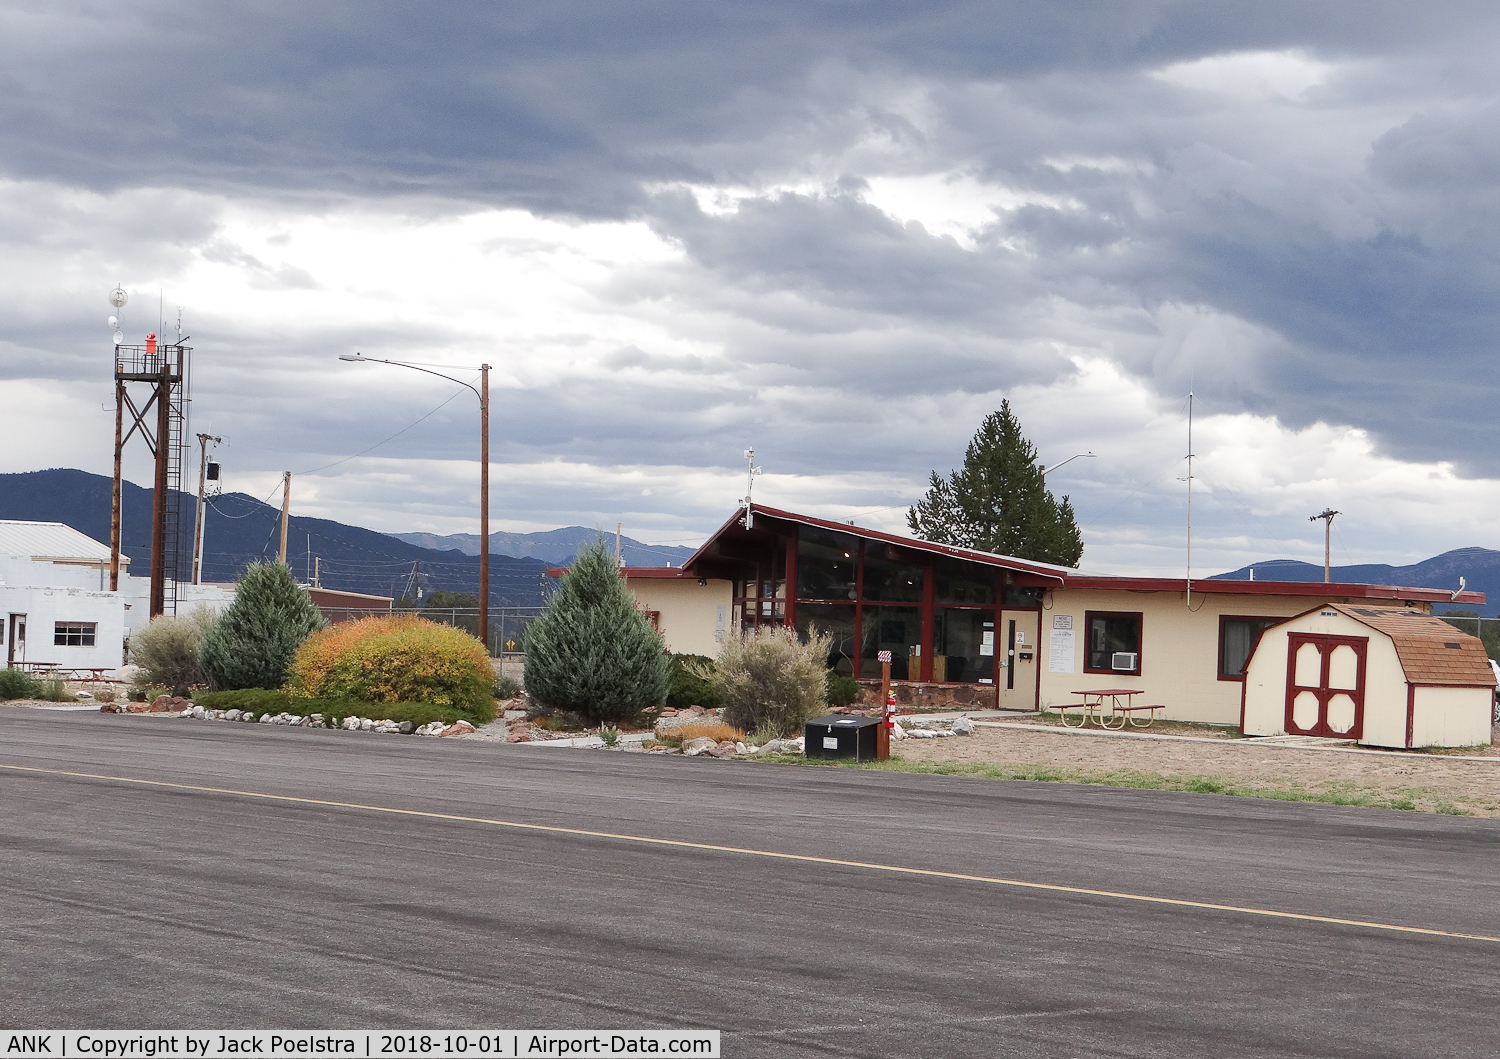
[111, 336, 191, 616]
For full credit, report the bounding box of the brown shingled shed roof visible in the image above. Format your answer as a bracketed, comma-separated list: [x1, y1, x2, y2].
[1329, 605, 1497, 687]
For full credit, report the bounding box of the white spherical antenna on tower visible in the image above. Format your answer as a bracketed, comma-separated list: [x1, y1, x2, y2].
[108, 315, 118, 329]
[109, 287, 128, 309]
[112, 330, 124, 344]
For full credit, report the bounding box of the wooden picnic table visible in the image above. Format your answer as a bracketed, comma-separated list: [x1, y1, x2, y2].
[1061, 688, 1164, 729]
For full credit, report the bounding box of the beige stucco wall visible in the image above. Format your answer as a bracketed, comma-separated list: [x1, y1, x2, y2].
[626, 577, 733, 658]
[1039, 590, 1409, 726]
[1410, 685, 1493, 749]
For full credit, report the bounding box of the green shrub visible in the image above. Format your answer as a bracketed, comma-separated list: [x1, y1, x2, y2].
[523, 537, 670, 724]
[0, 667, 41, 700]
[131, 605, 218, 697]
[667, 653, 722, 710]
[493, 673, 523, 699]
[694, 625, 832, 737]
[195, 688, 489, 726]
[36, 679, 69, 703]
[200, 562, 326, 691]
[287, 614, 495, 715]
[825, 669, 861, 707]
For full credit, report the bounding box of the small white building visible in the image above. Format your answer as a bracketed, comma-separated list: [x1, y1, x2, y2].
[1242, 604, 1496, 748]
[0, 520, 234, 670]
[0, 521, 128, 671]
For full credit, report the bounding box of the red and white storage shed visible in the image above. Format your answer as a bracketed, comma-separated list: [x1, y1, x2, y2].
[1241, 604, 1495, 748]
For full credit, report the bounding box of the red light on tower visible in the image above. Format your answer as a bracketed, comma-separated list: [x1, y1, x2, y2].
[145, 332, 157, 356]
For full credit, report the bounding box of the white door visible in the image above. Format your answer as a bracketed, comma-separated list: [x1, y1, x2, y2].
[998, 609, 1040, 710]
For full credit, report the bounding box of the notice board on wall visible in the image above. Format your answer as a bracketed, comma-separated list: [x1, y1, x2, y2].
[1048, 628, 1076, 673]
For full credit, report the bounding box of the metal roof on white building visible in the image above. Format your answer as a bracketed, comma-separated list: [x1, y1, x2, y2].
[0, 520, 128, 564]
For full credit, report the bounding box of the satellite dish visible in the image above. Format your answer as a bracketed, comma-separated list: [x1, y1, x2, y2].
[107, 315, 118, 328]
[109, 287, 128, 309]
[112, 330, 124, 344]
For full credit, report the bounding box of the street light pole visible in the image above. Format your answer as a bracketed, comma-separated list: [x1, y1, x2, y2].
[1038, 452, 1096, 477]
[340, 353, 490, 652]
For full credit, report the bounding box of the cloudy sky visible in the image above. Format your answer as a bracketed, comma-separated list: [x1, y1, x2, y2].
[3, 1, 1499, 576]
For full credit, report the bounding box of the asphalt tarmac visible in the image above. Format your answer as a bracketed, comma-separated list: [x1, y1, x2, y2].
[2, 707, 1498, 1058]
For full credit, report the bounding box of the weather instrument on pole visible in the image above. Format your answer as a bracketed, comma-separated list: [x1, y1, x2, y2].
[740, 447, 762, 530]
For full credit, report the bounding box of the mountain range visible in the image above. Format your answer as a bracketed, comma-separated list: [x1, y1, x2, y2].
[0, 469, 551, 607]
[1211, 549, 1498, 615]
[391, 529, 695, 567]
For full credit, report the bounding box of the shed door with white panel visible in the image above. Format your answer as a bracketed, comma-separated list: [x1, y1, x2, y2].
[1283, 633, 1368, 739]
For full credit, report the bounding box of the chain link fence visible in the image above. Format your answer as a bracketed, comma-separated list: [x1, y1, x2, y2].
[390, 605, 546, 659]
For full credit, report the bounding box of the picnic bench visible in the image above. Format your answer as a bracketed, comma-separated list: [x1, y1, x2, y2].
[1059, 689, 1166, 729]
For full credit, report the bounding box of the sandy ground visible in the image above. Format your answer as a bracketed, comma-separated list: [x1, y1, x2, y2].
[892, 723, 1500, 817]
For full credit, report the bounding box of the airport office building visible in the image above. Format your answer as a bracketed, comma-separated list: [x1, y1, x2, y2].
[618, 505, 1485, 727]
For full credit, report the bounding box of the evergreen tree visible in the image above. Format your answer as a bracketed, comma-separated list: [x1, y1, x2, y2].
[523, 537, 670, 723]
[907, 400, 1084, 566]
[199, 561, 328, 690]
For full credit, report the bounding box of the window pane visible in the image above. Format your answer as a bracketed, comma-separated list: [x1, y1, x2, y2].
[1222, 618, 1277, 678]
[860, 606, 921, 679]
[863, 545, 924, 602]
[796, 527, 859, 600]
[934, 608, 996, 683]
[796, 603, 857, 676]
[1003, 585, 1045, 608]
[1087, 614, 1140, 671]
[933, 559, 995, 605]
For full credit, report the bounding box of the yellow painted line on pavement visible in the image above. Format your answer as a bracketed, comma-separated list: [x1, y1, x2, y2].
[5, 761, 1498, 945]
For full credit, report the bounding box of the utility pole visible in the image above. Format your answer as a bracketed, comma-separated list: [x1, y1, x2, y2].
[1310, 508, 1340, 583]
[192, 432, 222, 585]
[278, 471, 292, 564]
[479, 363, 489, 653]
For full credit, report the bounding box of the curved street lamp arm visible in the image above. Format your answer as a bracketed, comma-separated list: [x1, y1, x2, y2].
[340, 354, 485, 407]
[1039, 452, 1096, 477]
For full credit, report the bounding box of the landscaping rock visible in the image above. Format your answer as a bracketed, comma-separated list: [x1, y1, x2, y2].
[682, 736, 718, 756]
[359, 718, 374, 732]
[890, 721, 907, 740]
[342, 717, 360, 731]
[259, 713, 274, 723]
[439, 719, 477, 737]
[74, 691, 94, 701]
[373, 719, 401, 734]
[99, 702, 120, 713]
[952, 716, 976, 736]
[398, 720, 416, 734]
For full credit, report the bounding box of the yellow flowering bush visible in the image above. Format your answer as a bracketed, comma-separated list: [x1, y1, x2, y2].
[288, 614, 495, 720]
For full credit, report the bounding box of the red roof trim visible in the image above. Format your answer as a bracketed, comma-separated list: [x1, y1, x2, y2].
[1062, 576, 1486, 604]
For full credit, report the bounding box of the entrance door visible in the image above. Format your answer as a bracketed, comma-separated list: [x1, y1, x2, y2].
[999, 609, 1040, 710]
[1284, 633, 1367, 739]
[7, 614, 26, 666]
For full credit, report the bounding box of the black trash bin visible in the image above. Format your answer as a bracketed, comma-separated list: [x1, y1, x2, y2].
[805, 714, 881, 761]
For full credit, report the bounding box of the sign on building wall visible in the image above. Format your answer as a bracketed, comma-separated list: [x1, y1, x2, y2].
[1048, 623, 1076, 673]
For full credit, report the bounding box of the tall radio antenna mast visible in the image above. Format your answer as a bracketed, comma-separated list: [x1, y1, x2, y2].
[1185, 393, 1195, 602]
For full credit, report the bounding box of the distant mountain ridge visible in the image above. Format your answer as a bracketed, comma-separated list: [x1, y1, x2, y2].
[390, 528, 696, 567]
[0, 468, 549, 608]
[1212, 547, 1499, 615]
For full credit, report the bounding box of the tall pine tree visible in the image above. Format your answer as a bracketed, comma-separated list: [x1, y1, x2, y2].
[907, 401, 1084, 566]
[523, 536, 670, 723]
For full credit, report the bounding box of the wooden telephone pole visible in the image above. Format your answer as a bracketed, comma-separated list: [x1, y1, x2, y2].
[1310, 508, 1340, 583]
[278, 472, 292, 564]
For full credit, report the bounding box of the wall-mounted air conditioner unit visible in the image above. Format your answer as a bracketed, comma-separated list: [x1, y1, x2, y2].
[1111, 652, 1138, 671]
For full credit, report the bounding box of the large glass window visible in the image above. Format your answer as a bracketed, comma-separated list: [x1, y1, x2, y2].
[933, 559, 995, 605]
[1003, 585, 1046, 608]
[796, 603, 857, 676]
[860, 606, 921, 679]
[934, 609, 996, 683]
[1085, 611, 1142, 675]
[797, 527, 858, 600]
[1219, 616, 1281, 680]
[863, 545, 924, 602]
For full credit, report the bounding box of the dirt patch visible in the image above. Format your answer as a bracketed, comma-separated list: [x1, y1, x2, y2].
[888, 724, 1500, 818]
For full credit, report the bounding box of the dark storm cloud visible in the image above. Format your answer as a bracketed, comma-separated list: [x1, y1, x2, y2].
[7, 0, 1500, 496]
